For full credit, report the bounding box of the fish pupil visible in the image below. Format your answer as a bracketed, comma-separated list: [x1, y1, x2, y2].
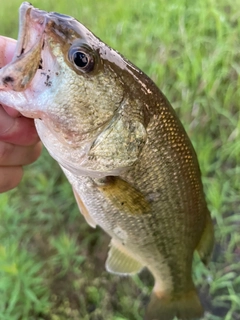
[73, 51, 89, 68]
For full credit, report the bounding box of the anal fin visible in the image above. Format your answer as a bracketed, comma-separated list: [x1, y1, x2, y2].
[72, 187, 96, 228]
[106, 239, 143, 275]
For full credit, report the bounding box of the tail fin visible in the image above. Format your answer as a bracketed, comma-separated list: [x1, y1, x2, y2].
[145, 289, 204, 320]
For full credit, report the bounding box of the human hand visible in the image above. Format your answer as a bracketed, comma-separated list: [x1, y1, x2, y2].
[0, 37, 42, 193]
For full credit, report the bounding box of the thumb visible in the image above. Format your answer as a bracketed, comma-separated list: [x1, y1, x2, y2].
[0, 105, 15, 137]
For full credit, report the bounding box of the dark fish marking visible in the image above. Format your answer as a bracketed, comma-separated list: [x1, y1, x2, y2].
[44, 74, 52, 87]
[20, 47, 25, 55]
[38, 59, 43, 69]
[3, 76, 14, 84]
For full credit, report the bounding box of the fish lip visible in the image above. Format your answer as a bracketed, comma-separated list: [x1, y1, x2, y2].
[15, 2, 49, 60]
[15, 2, 33, 59]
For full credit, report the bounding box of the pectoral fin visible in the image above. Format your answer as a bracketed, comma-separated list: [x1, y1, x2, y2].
[106, 239, 143, 275]
[72, 187, 96, 228]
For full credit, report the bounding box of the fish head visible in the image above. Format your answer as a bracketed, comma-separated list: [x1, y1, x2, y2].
[0, 2, 147, 176]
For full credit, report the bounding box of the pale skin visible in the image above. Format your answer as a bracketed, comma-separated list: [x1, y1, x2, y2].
[0, 37, 42, 193]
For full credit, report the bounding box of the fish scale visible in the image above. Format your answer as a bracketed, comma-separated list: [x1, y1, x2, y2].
[0, 3, 214, 319]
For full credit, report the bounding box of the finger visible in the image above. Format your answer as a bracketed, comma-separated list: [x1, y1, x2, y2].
[0, 37, 21, 118]
[0, 166, 23, 193]
[2, 104, 21, 118]
[0, 141, 42, 166]
[0, 107, 40, 146]
[0, 36, 17, 67]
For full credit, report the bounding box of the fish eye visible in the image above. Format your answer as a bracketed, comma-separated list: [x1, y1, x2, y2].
[68, 43, 95, 73]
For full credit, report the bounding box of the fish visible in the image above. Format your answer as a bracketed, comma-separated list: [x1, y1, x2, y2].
[0, 2, 214, 319]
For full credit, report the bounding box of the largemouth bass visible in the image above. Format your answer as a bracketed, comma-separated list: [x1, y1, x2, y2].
[0, 3, 214, 319]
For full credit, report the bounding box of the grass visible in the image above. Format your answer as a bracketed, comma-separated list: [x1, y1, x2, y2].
[0, 0, 240, 319]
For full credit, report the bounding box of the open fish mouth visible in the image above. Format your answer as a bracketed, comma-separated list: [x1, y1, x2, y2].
[0, 2, 76, 93]
[0, 3, 77, 119]
[0, 3, 46, 92]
